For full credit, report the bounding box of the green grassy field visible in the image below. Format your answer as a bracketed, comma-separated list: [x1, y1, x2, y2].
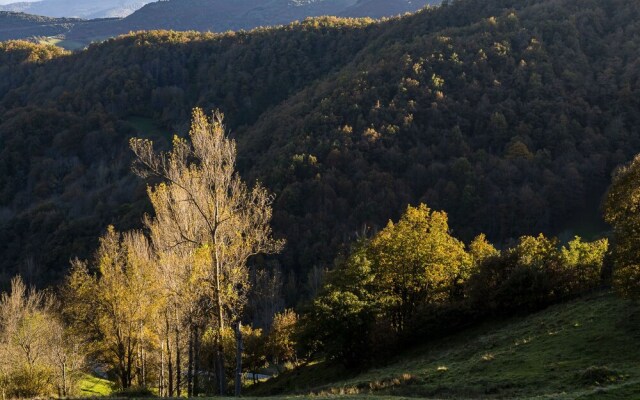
[250, 292, 640, 399]
[78, 373, 114, 396]
[39, 37, 87, 51]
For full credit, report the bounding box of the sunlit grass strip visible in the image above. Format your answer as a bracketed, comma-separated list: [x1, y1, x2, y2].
[78, 374, 114, 396]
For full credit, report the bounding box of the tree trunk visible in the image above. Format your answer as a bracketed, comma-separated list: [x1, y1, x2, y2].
[160, 341, 165, 397]
[138, 323, 145, 387]
[235, 322, 243, 397]
[187, 323, 194, 397]
[62, 361, 67, 397]
[120, 372, 128, 390]
[166, 313, 174, 397]
[193, 325, 201, 397]
[214, 251, 226, 396]
[118, 337, 129, 389]
[175, 317, 181, 397]
[118, 351, 129, 390]
[215, 333, 225, 396]
[142, 340, 146, 387]
[126, 342, 134, 389]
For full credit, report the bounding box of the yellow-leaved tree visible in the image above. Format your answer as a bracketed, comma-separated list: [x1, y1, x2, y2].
[301, 204, 474, 367]
[130, 108, 283, 395]
[64, 227, 161, 389]
[604, 154, 640, 298]
[368, 204, 470, 332]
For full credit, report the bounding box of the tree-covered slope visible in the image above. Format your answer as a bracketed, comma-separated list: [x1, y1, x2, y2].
[341, 0, 428, 18]
[0, 11, 81, 40]
[0, 18, 379, 285]
[239, 0, 640, 270]
[0, 0, 639, 292]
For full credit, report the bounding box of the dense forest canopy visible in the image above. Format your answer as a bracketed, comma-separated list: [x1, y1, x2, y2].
[0, 0, 639, 298]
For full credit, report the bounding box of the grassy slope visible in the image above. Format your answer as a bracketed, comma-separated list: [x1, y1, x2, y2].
[78, 373, 114, 396]
[252, 292, 640, 399]
[39, 37, 87, 51]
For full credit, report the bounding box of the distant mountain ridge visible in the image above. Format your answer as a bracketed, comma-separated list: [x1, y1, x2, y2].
[68, 0, 434, 41]
[0, 0, 436, 47]
[0, 11, 83, 41]
[0, 0, 153, 18]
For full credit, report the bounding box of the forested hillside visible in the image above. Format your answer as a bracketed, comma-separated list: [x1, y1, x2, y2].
[0, 11, 82, 40]
[341, 0, 428, 18]
[1, 0, 434, 46]
[0, 0, 153, 19]
[1, 0, 639, 295]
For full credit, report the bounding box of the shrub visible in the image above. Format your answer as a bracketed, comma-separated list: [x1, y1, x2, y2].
[578, 366, 624, 386]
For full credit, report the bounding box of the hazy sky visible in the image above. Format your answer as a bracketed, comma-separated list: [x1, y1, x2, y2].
[0, 0, 37, 4]
[0, 0, 155, 18]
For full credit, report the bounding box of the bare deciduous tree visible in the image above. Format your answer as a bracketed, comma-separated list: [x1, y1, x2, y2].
[130, 108, 283, 395]
[0, 277, 85, 398]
